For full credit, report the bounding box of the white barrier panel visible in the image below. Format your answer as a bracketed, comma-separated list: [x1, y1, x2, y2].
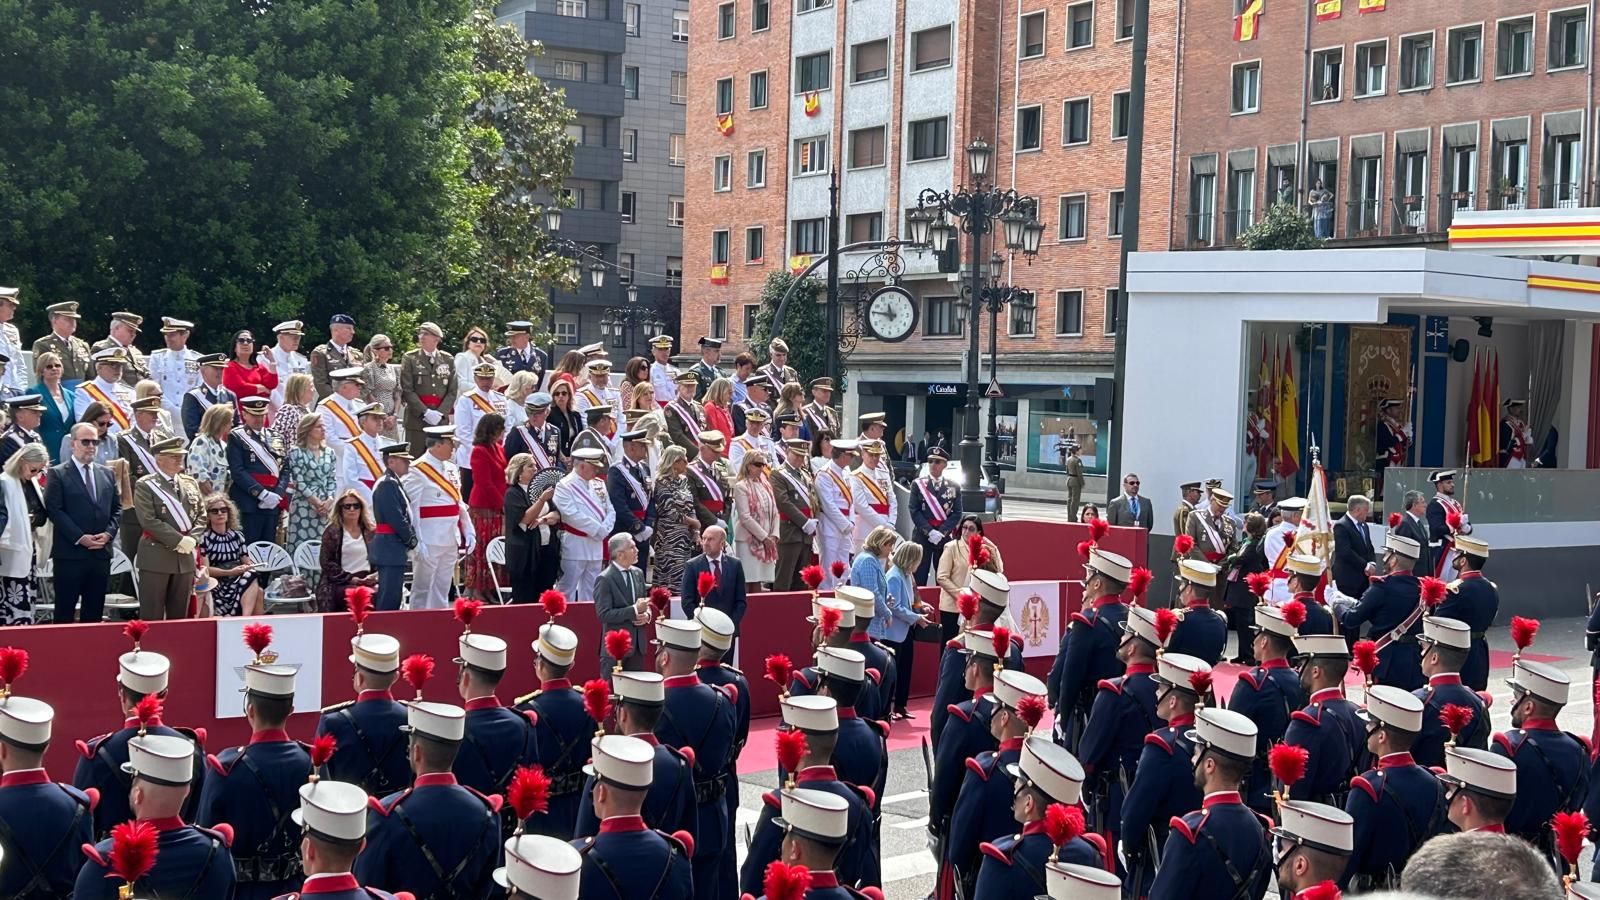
[214, 615, 326, 719]
[1006, 580, 1063, 659]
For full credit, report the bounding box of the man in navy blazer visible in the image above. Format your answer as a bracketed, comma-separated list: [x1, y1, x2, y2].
[680, 524, 747, 661]
[1332, 494, 1378, 598]
[44, 422, 121, 622]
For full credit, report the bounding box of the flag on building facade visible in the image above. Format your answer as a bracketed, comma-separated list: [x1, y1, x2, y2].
[1276, 340, 1300, 477]
[716, 114, 734, 136]
[709, 265, 730, 285]
[788, 255, 812, 275]
[1315, 0, 1341, 20]
[1234, 0, 1264, 41]
[803, 91, 822, 116]
[1357, 0, 1385, 12]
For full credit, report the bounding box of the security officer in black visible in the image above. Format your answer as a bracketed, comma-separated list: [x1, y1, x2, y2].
[1079, 606, 1161, 850]
[315, 631, 411, 795]
[1495, 657, 1590, 866]
[575, 671, 696, 837]
[1121, 652, 1209, 898]
[572, 733, 695, 900]
[1339, 533, 1426, 690]
[1283, 635, 1363, 806]
[694, 607, 752, 898]
[1226, 604, 1307, 814]
[1344, 685, 1448, 891]
[197, 656, 311, 900]
[1436, 535, 1497, 691]
[1410, 615, 1489, 768]
[930, 574, 1023, 747]
[0, 681, 97, 899]
[454, 630, 539, 806]
[1048, 547, 1133, 753]
[513, 622, 597, 838]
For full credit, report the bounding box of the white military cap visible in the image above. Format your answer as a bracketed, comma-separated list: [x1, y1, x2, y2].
[294, 779, 369, 843]
[1384, 533, 1421, 559]
[0, 696, 53, 747]
[1176, 559, 1219, 587]
[1271, 800, 1354, 855]
[1188, 707, 1258, 760]
[613, 671, 666, 707]
[122, 734, 195, 786]
[816, 646, 866, 683]
[776, 787, 850, 844]
[1122, 606, 1162, 645]
[834, 585, 876, 621]
[536, 623, 579, 666]
[807, 598, 855, 630]
[993, 669, 1048, 711]
[1285, 554, 1326, 578]
[571, 447, 607, 463]
[118, 650, 171, 695]
[695, 607, 737, 651]
[1046, 862, 1122, 900]
[1510, 658, 1569, 706]
[1253, 604, 1297, 638]
[971, 570, 1010, 608]
[1153, 653, 1209, 693]
[1419, 616, 1471, 651]
[1085, 547, 1134, 584]
[456, 633, 508, 672]
[584, 358, 613, 372]
[330, 366, 364, 382]
[1293, 634, 1350, 659]
[1455, 535, 1490, 558]
[1358, 685, 1425, 732]
[584, 734, 656, 790]
[403, 700, 467, 742]
[350, 633, 400, 672]
[1007, 735, 1086, 805]
[831, 438, 860, 452]
[273, 320, 305, 335]
[159, 317, 195, 332]
[1278, 497, 1309, 511]
[655, 618, 702, 652]
[961, 629, 1001, 661]
[242, 664, 297, 699]
[781, 694, 839, 733]
[496, 834, 583, 900]
[1439, 746, 1517, 799]
[357, 401, 386, 418]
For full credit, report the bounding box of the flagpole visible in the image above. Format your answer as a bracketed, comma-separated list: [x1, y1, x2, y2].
[1301, 334, 1312, 494]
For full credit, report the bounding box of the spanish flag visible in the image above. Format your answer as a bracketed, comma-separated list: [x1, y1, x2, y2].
[1315, 0, 1340, 20]
[1358, 0, 1384, 12]
[716, 113, 734, 136]
[788, 255, 812, 275]
[1276, 340, 1300, 477]
[803, 91, 822, 117]
[709, 265, 730, 285]
[1234, 0, 1264, 40]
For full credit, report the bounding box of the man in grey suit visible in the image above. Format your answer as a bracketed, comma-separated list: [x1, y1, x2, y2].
[594, 533, 650, 674]
[1105, 472, 1153, 530]
[1394, 489, 1433, 576]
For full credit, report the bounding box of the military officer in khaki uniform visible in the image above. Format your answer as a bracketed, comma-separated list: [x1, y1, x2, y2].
[662, 371, 705, 452]
[118, 395, 169, 569]
[771, 437, 819, 591]
[310, 313, 366, 399]
[686, 431, 734, 529]
[0, 287, 28, 396]
[802, 378, 840, 439]
[1183, 486, 1240, 564]
[1172, 480, 1201, 547]
[760, 338, 799, 391]
[1064, 443, 1086, 520]
[132, 435, 204, 620]
[33, 301, 93, 384]
[399, 322, 458, 457]
[90, 312, 148, 387]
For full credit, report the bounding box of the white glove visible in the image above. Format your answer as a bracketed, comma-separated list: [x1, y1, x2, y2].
[176, 536, 197, 555]
[928, 529, 943, 544]
[635, 525, 653, 543]
[258, 491, 281, 509]
[802, 520, 817, 536]
[422, 409, 444, 426]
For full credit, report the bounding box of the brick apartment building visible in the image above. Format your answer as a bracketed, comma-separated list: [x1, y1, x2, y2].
[681, 0, 1175, 490]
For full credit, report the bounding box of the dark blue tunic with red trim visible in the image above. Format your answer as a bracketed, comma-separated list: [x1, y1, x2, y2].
[314, 690, 411, 798]
[1148, 791, 1273, 900]
[1340, 573, 1425, 690]
[929, 633, 1024, 747]
[1167, 605, 1228, 665]
[352, 772, 502, 900]
[572, 814, 694, 900]
[1433, 571, 1497, 691]
[269, 872, 406, 899]
[1047, 597, 1128, 754]
[1409, 673, 1489, 768]
[1225, 658, 1306, 813]
[1288, 591, 1336, 637]
[738, 767, 875, 895]
[72, 714, 206, 839]
[971, 823, 1103, 899]
[1078, 662, 1160, 840]
[453, 695, 539, 802]
[931, 690, 998, 841]
[74, 815, 238, 900]
[1121, 713, 1202, 897]
[575, 733, 696, 838]
[0, 768, 97, 899]
[196, 730, 312, 900]
[1282, 688, 1364, 803]
[514, 678, 596, 838]
[1494, 720, 1590, 852]
[943, 736, 1025, 895]
[1340, 753, 1448, 890]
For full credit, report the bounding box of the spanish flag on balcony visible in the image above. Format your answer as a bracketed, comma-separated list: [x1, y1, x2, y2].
[716, 113, 734, 136]
[1315, 0, 1340, 20]
[788, 254, 812, 274]
[1234, 0, 1263, 40]
[709, 265, 730, 285]
[1358, 0, 1384, 11]
[803, 91, 822, 117]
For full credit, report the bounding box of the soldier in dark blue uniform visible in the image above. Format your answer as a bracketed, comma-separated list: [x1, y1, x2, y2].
[1494, 658, 1590, 867]
[511, 622, 595, 837]
[972, 736, 1103, 899]
[653, 617, 739, 900]
[1048, 547, 1133, 753]
[1270, 800, 1355, 900]
[453, 629, 540, 811]
[504, 392, 564, 473]
[0, 688, 97, 899]
[1044, 861, 1123, 899]
[228, 395, 286, 546]
[370, 444, 417, 611]
[1148, 707, 1273, 900]
[787, 598, 854, 704]
[1122, 652, 1210, 898]
[354, 700, 502, 899]
[1410, 616, 1490, 767]
[75, 733, 238, 900]
[1079, 605, 1161, 849]
[1343, 685, 1448, 891]
[1284, 635, 1363, 805]
[495, 321, 547, 381]
[1284, 554, 1335, 636]
[182, 354, 237, 440]
[694, 607, 752, 896]
[1339, 533, 1426, 690]
[496, 833, 582, 900]
[1435, 535, 1497, 691]
[771, 787, 871, 900]
[278, 779, 409, 900]
[837, 585, 895, 722]
[931, 629, 1001, 900]
[1437, 745, 1517, 833]
[315, 631, 411, 795]
[198, 657, 312, 900]
[1166, 560, 1228, 664]
[929, 574, 1024, 747]
[741, 694, 876, 894]
[1228, 604, 1307, 813]
[813, 645, 889, 802]
[575, 671, 695, 836]
[572, 733, 694, 900]
[944, 669, 1048, 900]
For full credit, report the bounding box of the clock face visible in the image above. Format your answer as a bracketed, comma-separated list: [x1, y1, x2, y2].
[866, 287, 918, 343]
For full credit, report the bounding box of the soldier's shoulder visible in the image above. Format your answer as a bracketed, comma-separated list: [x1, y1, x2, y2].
[321, 699, 354, 714]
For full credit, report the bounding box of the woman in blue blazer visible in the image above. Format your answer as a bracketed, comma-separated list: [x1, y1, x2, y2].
[30, 352, 75, 463]
[870, 537, 935, 720]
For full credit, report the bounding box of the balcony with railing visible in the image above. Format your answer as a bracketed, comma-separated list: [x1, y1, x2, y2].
[1540, 181, 1582, 209]
[1345, 198, 1382, 238]
[1222, 208, 1254, 244]
[1185, 213, 1217, 249]
[1392, 195, 1429, 234]
[1489, 184, 1528, 210]
[1437, 190, 1475, 231]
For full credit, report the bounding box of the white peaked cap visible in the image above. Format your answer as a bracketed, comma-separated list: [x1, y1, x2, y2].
[1177, 559, 1219, 587]
[1123, 606, 1162, 645]
[294, 779, 370, 843]
[1085, 547, 1134, 583]
[122, 734, 194, 786]
[1154, 653, 1209, 692]
[808, 598, 856, 630]
[1360, 685, 1425, 732]
[403, 701, 466, 742]
[584, 734, 655, 790]
[1047, 862, 1122, 900]
[1293, 634, 1350, 659]
[1253, 604, 1298, 638]
[242, 664, 297, 699]
[1285, 554, 1326, 578]
[816, 646, 866, 682]
[496, 834, 583, 900]
[655, 618, 701, 652]
[992, 669, 1048, 711]
[834, 586, 876, 620]
[962, 629, 1001, 660]
[781, 694, 839, 733]
[1440, 746, 1517, 799]
[1272, 800, 1354, 854]
[1385, 533, 1421, 558]
[118, 650, 171, 695]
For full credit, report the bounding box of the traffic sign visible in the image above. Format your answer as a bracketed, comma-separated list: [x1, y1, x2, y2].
[984, 378, 1004, 399]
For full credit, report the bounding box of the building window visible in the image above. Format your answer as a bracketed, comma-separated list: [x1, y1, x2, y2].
[1448, 25, 1482, 83]
[792, 218, 828, 255]
[1009, 303, 1036, 337]
[846, 212, 883, 243]
[1111, 91, 1130, 139]
[853, 39, 889, 82]
[1545, 127, 1582, 207]
[717, 2, 735, 39]
[625, 3, 640, 35]
[1189, 162, 1216, 246]
[620, 191, 636, 223]
[672, 10, 690, 41]
[1104, 289, 1120, 335]
[1311, 47, 1343, 100]
[713, 155, 732, 192]
[556, 0, 588, 16]
[623, 66, 639, 99]
[711, 230, 731, 265]
[747, 149, 767, 187]
[716, 77, 734, 115]
[1055, 290, 1084, 336]
[554, 315, 580, 345]
[668, 196, 685, 227]
[1063, 97, 1090, 145]
[1231, 61, 1260, 113]
[1399, 33, 1433, 90]
[912, 25, 952, 71]
[1497, 17, 1534, 76]
[565, 123, 586, 145]
[1550, 8, 1586, 70]
[743, 305, 759, 338]
[670, 71, 688, 104]
[794, 135, 828, 175]
[618, 253, 634, 284]
[1227, 162, 1257, 238]
[552, 59, 587, 81]
[798, 0, 831, 11]
[909, 117, 948, 161]
[1108, 189, 1125, 237]
[1021, 11, 1046, 59]
[1354, 40, 1387, 96]
[752, 0, 770, 32]
[668, 133, 686, 165]
[796, 52, 832, 92]
[749, 70, 768, 109]
[849, 126, 886, 168]
[666, 257, 684, 286]
[1115, 0, 1133, 39]
[710, 306, 728, 341]
[746, 227, 765, 263]
[622, 128, 637, 162]
[925, 296, 963, 337]
[1058, 194, 1087, 240]
[1016, 106, 1042, 151]
[1068, 1, 1094, 48]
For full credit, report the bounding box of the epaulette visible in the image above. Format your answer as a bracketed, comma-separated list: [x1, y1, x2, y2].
[1447, 580, 1461, 593]
[1168, 814, 1197, 843]
[371, 789, 412, 816]
[1571, 732, 1593, 755]
[1492, 730, 1523, 757]
[64, 784, 99, 811]
[665, 828, 695, 857]
[1238, 669, 1262, 689]
[464, 784, 505, 812]
[670, 743, 696, 770]
[321, 699, 355, 714]
[1097, 676, 1124, 694]
[76, 734, 112, 759]
[175, 725, 208, 749]
[978, 840, 1012, 865]
[866, 718, 890, 738]
[522, 709, 540, 727]
[947, 703, 971, 723]
[848, 782, 877, 809]
[1083, 832, 1109, 860]
[965, 757, 990, 780]
[1369, 574, 1387, 583]
[1291, 708, 1322, 727]
[196, 822, 234, 848]
[205, 749, 238, 777]
[1144, 732, 1172, 753]
[720, 662, 744, 677]
[82, 839, 110, 866]
[866, 668, 882, 685]
[513, 690, 541, 705]
[1350, 774, 1379, 802]
[1070, 611, 1095, 628]
[945, 638, 962, 650]
[716, 683, 740, 704]
[762, 790, 781, 810]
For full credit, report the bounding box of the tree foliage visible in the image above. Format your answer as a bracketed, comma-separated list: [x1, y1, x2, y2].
[1238, 202, 1326, 251]
[747, 270, 833, 388]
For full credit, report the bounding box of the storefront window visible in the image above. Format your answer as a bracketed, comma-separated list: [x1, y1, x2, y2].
[992, 400, 1019, 466]
[1026, 396, 1106, 474]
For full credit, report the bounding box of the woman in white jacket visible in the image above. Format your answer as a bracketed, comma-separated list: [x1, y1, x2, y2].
[0, 443, 49, 625]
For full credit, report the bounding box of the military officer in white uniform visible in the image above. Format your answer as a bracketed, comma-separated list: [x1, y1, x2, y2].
[574, 358, 623, 419]
[850, 438, 898, 552]
[318, 367, 367, 454]
[452, 362, 507, 468]
[341, 402, 389, 503]
[553, 446, 615, 602]
[728, 407, 776, 472]
[1263, 496, 1309, 605]
[815, 439, 861, 589]
[147, 318, 201, 432]
[404, 425, 475, 610]
[265, 320, 311, 409]
[648, 335, 678, 403]
[74, 348, 137, 437]
[0, 287, 27, 396]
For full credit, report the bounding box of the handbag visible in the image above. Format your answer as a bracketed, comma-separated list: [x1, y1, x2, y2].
[912, 621, 944, 643]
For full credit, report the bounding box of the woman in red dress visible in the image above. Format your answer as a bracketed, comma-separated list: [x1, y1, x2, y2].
[465, 412, 508, 601]
[222, 329, 278, 414]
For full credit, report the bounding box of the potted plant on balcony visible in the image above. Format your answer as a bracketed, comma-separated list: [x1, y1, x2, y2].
[1497, 177, 1518, 199]
[1451, 188, 1470, 203]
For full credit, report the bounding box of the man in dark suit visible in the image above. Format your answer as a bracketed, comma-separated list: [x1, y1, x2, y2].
[43, 421, 120, 622]
[370, 443, 416, 611]
[1332, 493, 1378, 598]
[1105, 472, 1153, 529]
[608, 429, 654, 566]
[680, 524, 748, 661]
[1395, 489, 1433, 576]
[594, 533, 650, 674]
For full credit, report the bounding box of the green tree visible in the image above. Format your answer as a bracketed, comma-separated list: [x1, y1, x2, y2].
[1238, 201, 1326, 250]
[746, 270, 832, 388]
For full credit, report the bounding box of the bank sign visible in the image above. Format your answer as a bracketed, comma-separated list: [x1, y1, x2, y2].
[928, 383, 962, 396]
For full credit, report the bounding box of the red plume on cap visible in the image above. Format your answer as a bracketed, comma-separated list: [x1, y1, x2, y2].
[991, 627, 1011, 660]
[605, 630, 633, 666]
[453, 598, 484, 631]
[765, 654, 794, 691]
[583, 679, 611, 726]
[1554, 810, 1588, 869]
[1387, 512, 1402, 529]
[1268, 743, 1310, 789]
[1281, 600, 1307, 629]
[819, 606, 842, 640]
[1420, 577, 1447, 608]
[1446, 509, 1464, 532]
[108, 819, 159, 888]
[0, 647, 28, 691]
[762, 861, 812, 900]
[540, 589, 568, 619]
[1153, 608, 1179, 645]
[346, 586, 373, 632]
[1016, 695, 1046, 730]
[1128, 568, 1153, 603]
[1351, 640, 1379, 677]
[1173, 534, 1195, 556]
[1511, 616, 1539, 652]
[965, 532, 984, 558]
[649, 586, 672, 618]
[123, 619, 150, 648]
[1246, 572, 1272, 598]
[243, 623, 273, 660]
[957, 589, 980, 621]
[1088, 517, 1109, 543]
[401, 654, 434, 699]
[310, 733, 337, 769]
[1188, 669, 1213, 698]
[697, 571, 717, 599]
[776, 729, 808, 775]
[800, 565, 824, 591]
[505, 765, 551, 822]
[134, 694, 162, 736]
[1439, 703, 1474, 738]
[1076, 540, 1094, 559]
[831, 560, 847, 580]
[1043, 803, 1086, 849]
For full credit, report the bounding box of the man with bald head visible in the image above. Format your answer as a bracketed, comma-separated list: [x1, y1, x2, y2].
[680, 525, 748, 661]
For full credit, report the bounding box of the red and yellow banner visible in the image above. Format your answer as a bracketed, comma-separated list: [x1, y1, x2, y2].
[1234, 0, 1263, 40]
[788, 255, 812, 275]
[1315, 0, 1340, 20]
[803, 91, 821, 116]
[1358, 0, 1384, 12]
[716, 114, 734, 136]
[709, 265, 729, 285]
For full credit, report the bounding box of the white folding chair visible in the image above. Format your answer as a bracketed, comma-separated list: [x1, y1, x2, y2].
[293, 540, 322, 593]
[250, 541, 305, 614]
[485, 536, 512, 604]
[103, 546, 140, 619]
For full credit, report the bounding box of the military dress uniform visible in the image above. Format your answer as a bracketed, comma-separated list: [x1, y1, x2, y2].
[1166, 562, 1229, 665]
[1283, 684, 1364, 806]
[0, 398, 43, 466]
[452, 381, 508, 469]
[33, 321, 93, 385]
[0, 693, 98, 900]
[132, 448, 206, 619]
[802, 384, 841, 439]
[115, 414, 166, 565]
[181, 371, 239, 441]
[1434, 539, 1497, 691]
[264, 323, 311, 410]
[273, 779, 407, 900]
[971, 736, 1102, 900]
[454, 634, 541, 805]
[230, 402, 288, 545]
[1409, 617, 1490, 768]
[399, 345, 459, 457]
[1047, 549, 1134, 753]
[1343, 687, 1448, 892]
[406, 440, 474, 610]
[315, 632, 411, 795]
[319, 389, 365, 454]
[1122, 655, 1210, 898]
[1340, 566, 1425, 691]
[552, 450, 615, 602]
[687, 447, 734, 530]
[815, 454, 858, 589]
[0, 309, 25, 396]
[147, 335, 201, 429]
[1228, 607, 1308, 813]
[513, 627, 598, 838]
[310, 337, 365, 400]
[662, 388, 706, 452]
[75, 360, 135, 437]
[931, 631, 1003, 871]
[496, 324, 547, 381]
[1079, 650, 1158, 846]
[91, 334, 148, 388]
[575, 672, 696, 837]
[770, 447, 817, 591]
[1182, 501, 1239, 564]
[341, 418, 387, 504]
[572, 735, 695, 900]
[370, 454, 417, 612]
[909, 458, 961, 586]
[1289, 590, 1337, 637]
[849, 454, 897, 552]
[608, 447, 654, 559]
[504, 414, 562, 474]
[808, 647, 889, 801]
[690, 352, 723, 402]
[1493, 658, 1590, 861]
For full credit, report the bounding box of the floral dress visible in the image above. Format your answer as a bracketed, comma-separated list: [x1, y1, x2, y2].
[186, 434, 231, 494]
[202, 527, 249, 616]
[650, 473, 699, 590]
[284, 445, 336, 548]
[269, 403, 308, 450]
